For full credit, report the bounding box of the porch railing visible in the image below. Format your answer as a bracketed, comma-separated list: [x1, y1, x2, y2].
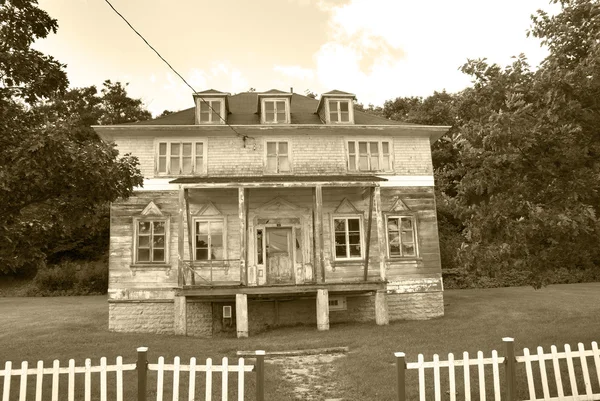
[181, 259, 242, 287]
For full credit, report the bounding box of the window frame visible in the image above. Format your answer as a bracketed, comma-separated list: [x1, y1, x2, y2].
[192, 217, 228, 262]
[331, 214, 364, 261]
[261, 98, 290, 124]
[384, 214, 419, 259]
[197, 99, 224, 124]
[327, 99, 353, 124]
[346, 139, 393, 173]
[155, 139, 207, 177]
[132, 217, 170, 265]
[264, 140, 292, 174]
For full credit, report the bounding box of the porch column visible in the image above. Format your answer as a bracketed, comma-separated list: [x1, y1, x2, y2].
[239, 188, 248, 285]
[316, 289, 329, 331]
[174, 295, 187, 335]
[184, 188, 195, 285]
[364, 186, 375, 281]
[178, 185, 185, 287]
[374, 186, 386, 281]
[236, 293, 249, 338]
[313, 185, 325, 283]
[375, 290, 389, 325]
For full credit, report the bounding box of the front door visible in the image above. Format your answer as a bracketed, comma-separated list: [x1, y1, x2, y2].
[266, 228, 294, 284]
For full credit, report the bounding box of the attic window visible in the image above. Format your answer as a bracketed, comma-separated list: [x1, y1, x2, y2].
[199, 100, 222, 123]
[261, 98, 290, 124]
[329, 100, 351, 123]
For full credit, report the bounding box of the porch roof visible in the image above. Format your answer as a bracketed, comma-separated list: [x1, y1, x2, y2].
[170, 175, 387, 188]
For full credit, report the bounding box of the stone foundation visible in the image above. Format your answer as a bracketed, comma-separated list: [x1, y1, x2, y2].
[108, 301, 174, 334]
[387, 291, 444, 320]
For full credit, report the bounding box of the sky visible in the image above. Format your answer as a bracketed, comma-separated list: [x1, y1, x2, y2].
[33, 0, 560, 117]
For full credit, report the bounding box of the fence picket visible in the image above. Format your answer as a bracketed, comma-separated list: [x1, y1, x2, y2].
[188, 357, 196, 401]
[35, 360, 43, 401]
[432, 354, 440, 401]
[536, 346, 550, 400]
[523, 348, 536, 399]
[477, 351, 485, 401]
[463, 352, 471, 401]
[68, 359, 75, 401]
[592, 342, 600, 393]
[84, 359, 91, 401]
[578, 342, 593, 397]
[222, 357, 228, 401]
[2, 361, 11, 401]
[564, 344, 579, 397]
[448, 353, 456, 401]
[205, 358, 212, 401]
[18, 361, 27, 401]
[51, 359, 60, 401]
[491, 350, 500, 401]
[100, 357, 107, 401]
[550, 345, 565, 399]
[116, 356, 123, 401]
[417, 354, 425, 401]
[172, 357, 180, 401]
[237, 358, 244, 401]
[157, 357, 165, 401]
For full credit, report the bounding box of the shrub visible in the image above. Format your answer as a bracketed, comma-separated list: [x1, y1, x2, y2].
[28, 260, 108, 296]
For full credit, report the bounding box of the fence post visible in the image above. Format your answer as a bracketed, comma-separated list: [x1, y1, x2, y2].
[395, 352, 406, 401]
[503, 337, 516, 401]
[255, 350, 265, 401]
[137, 347, 148, 401]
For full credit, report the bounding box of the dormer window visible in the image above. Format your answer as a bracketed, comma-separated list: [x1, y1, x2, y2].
[257, 90, 292, 124]
[199, 99, 223, 123]
[193, 89, 229, 124]
[264, 100, 287, 123]
[317, 90, 356, 124]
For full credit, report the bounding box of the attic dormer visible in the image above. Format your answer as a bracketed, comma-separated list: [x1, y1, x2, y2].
[257, 89, 292, 124]
[317, 90, 356, 124]
[193, 89, 229, 124]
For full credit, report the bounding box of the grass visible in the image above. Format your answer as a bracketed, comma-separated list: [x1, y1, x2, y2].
[1, 283, 599, 400]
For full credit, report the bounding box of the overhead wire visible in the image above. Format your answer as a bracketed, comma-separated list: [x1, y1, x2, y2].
[103, 0, 253, 144]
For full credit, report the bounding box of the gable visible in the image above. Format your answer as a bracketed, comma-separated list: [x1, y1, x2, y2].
[389, 197, 410, 212]
[196, 201, 222, 216]
[256, 197, 305, 214]
[140, 201, 163, 216]
[333, 198, 360, 214]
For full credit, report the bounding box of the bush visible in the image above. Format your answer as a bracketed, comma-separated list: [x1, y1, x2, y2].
[28, 260, 108, 296]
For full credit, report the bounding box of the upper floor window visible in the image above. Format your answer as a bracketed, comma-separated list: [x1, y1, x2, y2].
[386, 216, 417, 258]
[333, 216, 363, 260]
[157, 140, 206, 176]
[194, 219, 225, 261]
[329, 100, 351, 123]
[199, 100, 223, 123]
[347, 140, 391, 172]
[135, 220, 167, 263]
[261, 98, 290, 124]
[265, 141, 291, 173]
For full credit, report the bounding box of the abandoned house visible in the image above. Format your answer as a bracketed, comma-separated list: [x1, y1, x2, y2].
[93, 89, 450, 337]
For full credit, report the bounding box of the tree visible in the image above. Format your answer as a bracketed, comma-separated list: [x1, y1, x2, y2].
[0, 0, 146, 274]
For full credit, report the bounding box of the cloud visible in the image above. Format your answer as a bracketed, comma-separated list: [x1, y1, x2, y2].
[273, 65, 315, 80]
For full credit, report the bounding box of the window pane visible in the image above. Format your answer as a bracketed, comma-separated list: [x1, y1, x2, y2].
[196, 249, 208, 260]
[329, 101, 338, 112]
[266, 156, 277, 172]
[267, 142, 276, 154]
[382, 155, 391, 170]
[402, 244, 415, 256]
[335, 245, 346, 258]
[387, 219, 399, 232]
[153, 249, 165, 262]
[138, 249, 150, 262]
[278, 142, 288, 154]
[340, 102, 349, 112]
[347, 218, 360, 231]
[371, 156, 380, 170]
[402, 231, 413, 244]
[139, 222, 151, 234]
[279, 156, 290, 172]
[211, 247, 224, 260]
[196, 235, 208, 248]
[182, 157, 192, 174]
[138, 236, 149, 248]
[348, 155, 356, 171]
[197, 222, 208, 235]
[159, 143, 167, 156]
[170, 157, 180, 173]
[340, 112, 349, 122]
[170, 143, 180, 156]
[349, 245, 361, 257]
[196, 156, 203, 171]
[349, 233, 361, 245]
[401, 219, 413, 230]
[153, 221, 165, 234]
[277, 111, 286, 122]
[333, 219, 345, 232]
[257, 230, 263, 264]
[200, 102, 210, 112]
[153, 235, 165, 248]
[210, 221, 223, 234]
[329, 112, 338, 122]
[348, 142, 355, 153]
[196, 143, 203, 155]
[158, 157, 166, 173]
[265, 101, 274, 111]
[358, 156, 369, 170]
[370, 142, 379, 155]
[276, 101, 286, 111]
[265, 111, 275, 121]
[335, 233, 347, 246]
[199, 112, 210, 122]
[358, 142, 367, 154]
[382, 142, 389, 153]
[212, 110, 220, 122]
[389, 232, 400, 256]
[182, 143, 192, 156]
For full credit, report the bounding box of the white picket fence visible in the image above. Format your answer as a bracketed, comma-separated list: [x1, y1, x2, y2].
[0, 347, 264, 401]
[396, 338, 600, 401]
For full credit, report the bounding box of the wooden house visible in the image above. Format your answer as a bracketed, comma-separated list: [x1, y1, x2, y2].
[93, 89, 449, 338]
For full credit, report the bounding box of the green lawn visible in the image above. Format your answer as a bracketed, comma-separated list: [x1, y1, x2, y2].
[1, 283, 599, 400]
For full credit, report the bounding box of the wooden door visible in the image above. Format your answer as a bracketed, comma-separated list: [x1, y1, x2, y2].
[266, 228, 294, 284]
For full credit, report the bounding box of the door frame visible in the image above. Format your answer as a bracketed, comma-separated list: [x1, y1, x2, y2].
[264, 226, 295, 285]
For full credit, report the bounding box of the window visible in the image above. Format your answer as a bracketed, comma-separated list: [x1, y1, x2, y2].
[135, 220, 167, 263]
[194, 219, 224, 260]
[386, 216, 417, 257]
[157, 141, 205, 175]
[329, 100, 350, 123]
[347, 140, 391, 172]
[263, 99, 288, 123]
[199, 100, 222, 123]
[265, 141, 290, 173]
[333, 216, 363, 260]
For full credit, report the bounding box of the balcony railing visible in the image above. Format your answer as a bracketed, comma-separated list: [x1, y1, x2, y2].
[181, 259, 242, 287]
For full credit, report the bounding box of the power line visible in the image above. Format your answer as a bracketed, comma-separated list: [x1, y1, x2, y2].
[103, 0, 252, 143]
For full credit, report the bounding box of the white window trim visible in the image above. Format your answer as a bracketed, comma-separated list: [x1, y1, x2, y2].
[331, 214, 364, 261]
[346, 139, 393, 173]
[155, 139, 208, 177]
[384, 214, 419, 259]
[195, 98, 226, 124]
[192, 216, 228, 262]
[264, 139, 292, 174]
[261, 98, 291, 124]
[132, 217, 170, 265]
[326, 99, 354, 124]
